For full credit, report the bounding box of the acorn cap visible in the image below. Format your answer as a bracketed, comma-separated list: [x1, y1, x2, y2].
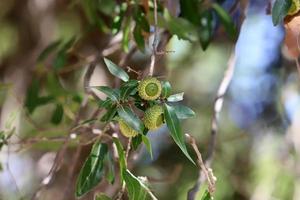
[143, 105, 164, 130]
[288, 0, 300, 15]
[138, 77, 162, 101]
[118, 118, 138, 138]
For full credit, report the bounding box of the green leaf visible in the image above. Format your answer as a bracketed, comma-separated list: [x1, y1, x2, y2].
[134, 8, 150, 32]
[120, 80, 138, 100]
[100, 105, 117, 122]
[179, 0, 199, 25]
[123, 169, 158, 200]
[25, 79, 39, 113]
[272, 0, 292, 25]
[163, 103, 195, 164]
[80, 0, 109, 32]
[105, 151, 115, 184]
[99, 98, 113, 109]
[132, 134, 142, 150]
[133, 24, 145, 51]
[201, 190, 213, 200]
[103, 58, 129, 82]
[164, 10, 198, 42]
[142, 135, 153, 159]
[95, 86, 120, 102]
[51, 104, 64, 124]
[25, 79, 53, 113]
[112, 15, 123, 35]
[161, 81, 172, 98]
[120, 80, 138, 98]
[122, 17, 131, 53]
[46, 73, 67, 97]
[61, 37, 76, 51]
[117, 106, 144, 133]
[212, 3, 237, 39]
[112, 137, 126, 180]
[53, 51, 67, 70]
[167, 92, 184, 102]
[173, 105, 195, 119]
[75, 142, 108, 197]
[37, 96, 53, 105]
[95, 193, 112, 200]
[37, 40, 61, 62]
[0, 131, 6, 151]
[111, 3, 127, 34]
[199, 10, 214, 50]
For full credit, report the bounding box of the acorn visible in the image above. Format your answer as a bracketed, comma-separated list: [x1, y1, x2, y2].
[288, 0, 300, 15]
[118, 118, 138, 138]
[138, 77, 162, 101]
[143, 105, 164, 130]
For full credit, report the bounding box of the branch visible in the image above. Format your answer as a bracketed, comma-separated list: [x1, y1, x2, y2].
[207, 52, 235, 163]
[187, 52, 236, 200]
[149, 0, 158, 76]
[185, 134, 216, 194]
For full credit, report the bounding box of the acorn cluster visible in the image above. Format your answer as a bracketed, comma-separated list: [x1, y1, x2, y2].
[118, 77, 165, 137]
[99, 58, 195, 152]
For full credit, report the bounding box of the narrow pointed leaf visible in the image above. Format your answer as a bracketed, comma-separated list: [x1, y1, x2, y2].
[95, 193, 112, 200]
[99, 98, 113, 109]
[120, 80, 138, 100]
[201, 190, 213, 200]
[95, 86, 120, 102]
[37, 40, 61, 62]
[167, 92, 184, 102]
[199, 10, 214, 50]
[117, 106, 144, 133]
[105, 151, 115, 184]
[51, 104, 64, 124]
[103, 58, 129, 82]
[141, 135, 153, 159]
[161, 81, 172, 98]
[272, 0, 292, 25]
[122, 18, 131, 53]
[212, 3, 237, 39]
[173, 104, 195, 119]
[123, 169, 158, 200]
[133, 24, 145, 51]
[76, 142, 108, 197]
[132, 134, 142, 150]
[163, 103, 195, 164]
[112, 137, 126, 181]
[101, 105, 117, 122]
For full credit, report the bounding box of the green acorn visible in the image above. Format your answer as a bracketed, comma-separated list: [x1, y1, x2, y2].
[288, 0, 300, 15]
[138, 77, 162, 101]
[118, 118, 138, 138]
[143, 105, 164, 130]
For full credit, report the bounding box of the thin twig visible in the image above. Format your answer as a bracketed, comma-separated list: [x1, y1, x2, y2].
[207, 53, 235, 162]
[185, 134, 216, 195]
[187, 52, 236, 200]
[149, 0, 158, 76]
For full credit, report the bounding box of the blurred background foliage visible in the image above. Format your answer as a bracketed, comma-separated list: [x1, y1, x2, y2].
[0, 0, 300, 200]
